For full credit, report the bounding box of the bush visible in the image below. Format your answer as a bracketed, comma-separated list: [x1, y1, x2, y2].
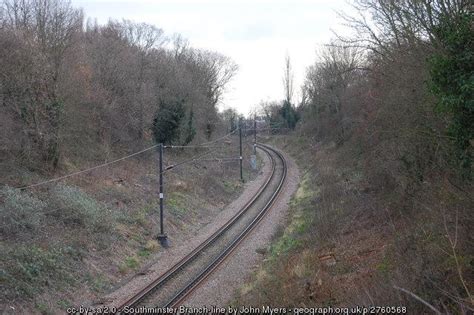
[0, 186, 45, 236]
[0, 244, 81, 299]
[49, 185, 111, 231]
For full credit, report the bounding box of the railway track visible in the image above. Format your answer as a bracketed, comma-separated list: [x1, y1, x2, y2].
[116, 143, 287, 311]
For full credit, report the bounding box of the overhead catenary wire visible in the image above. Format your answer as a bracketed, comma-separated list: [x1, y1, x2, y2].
[161, 148, 218, 174]
[196, 129, 238, 146]
[242, 127, 290, 132]
[15, 129, 239, 190]
[161, 130, 241, 171]
[164, 129, 238, 150]
[193, 157, 241, 163]
[16, 144, 160, 190]
[163, 145, 223, 149]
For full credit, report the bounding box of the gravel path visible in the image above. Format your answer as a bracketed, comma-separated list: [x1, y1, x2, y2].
[102, 147, 277, 308]
[182, 146, 300, 307]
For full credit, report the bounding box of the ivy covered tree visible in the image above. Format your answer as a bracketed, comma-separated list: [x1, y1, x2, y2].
[181, 109, 196, 145]
[430, 13, 473, 179]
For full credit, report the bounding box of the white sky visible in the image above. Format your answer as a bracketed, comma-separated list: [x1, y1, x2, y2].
[71, 0, 351, 114]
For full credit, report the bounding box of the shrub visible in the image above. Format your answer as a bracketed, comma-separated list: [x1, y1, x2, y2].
[0, 244, 81, 299]
[0, 186, 45, 236]
[49, 184, 111, 231]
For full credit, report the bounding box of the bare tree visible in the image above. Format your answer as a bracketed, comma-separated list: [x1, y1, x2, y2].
[301, 44, 363, 141]
[0, 0, 238, 170]
[115, 20, 166, 142]
[0, 0, 83, 168]
[283, 53, 294, 105]
[336, 0, 471, 58]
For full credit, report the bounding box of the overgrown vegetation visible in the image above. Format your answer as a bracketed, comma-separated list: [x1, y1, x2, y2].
[0, 0, 237, 174]
[0, 0, 248, 313]
[1, 0, 472, 313]
[0, 184, 112, 304]
[0, 187, 46, 236]
[1, 135, 257, 313]
[429, 12, 473, 179]
[239, 0, 473, 313]
[1, 244, 83, 299]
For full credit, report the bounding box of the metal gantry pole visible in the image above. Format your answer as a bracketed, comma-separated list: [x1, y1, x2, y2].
[158, 143, 169, 247]
[239, 118, 243, 182]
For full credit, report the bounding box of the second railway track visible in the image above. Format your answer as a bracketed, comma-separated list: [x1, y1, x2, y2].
[116, 143, 287, 311]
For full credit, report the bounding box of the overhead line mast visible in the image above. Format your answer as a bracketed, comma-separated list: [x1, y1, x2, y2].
[157, 143, 168, 247]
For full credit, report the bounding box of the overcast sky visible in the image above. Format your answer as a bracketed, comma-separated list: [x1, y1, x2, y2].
[71, 0, 351, 114]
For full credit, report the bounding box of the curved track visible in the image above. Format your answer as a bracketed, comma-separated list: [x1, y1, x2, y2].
[116, 144, 287, 311]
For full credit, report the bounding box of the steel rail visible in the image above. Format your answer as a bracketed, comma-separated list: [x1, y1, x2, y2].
[116, 145, 280, 311]
[164, 144, 287, 307]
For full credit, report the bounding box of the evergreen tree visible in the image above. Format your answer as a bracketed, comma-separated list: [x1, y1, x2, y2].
[279, 100, 299, 130]
[152, 99, 185, 145]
